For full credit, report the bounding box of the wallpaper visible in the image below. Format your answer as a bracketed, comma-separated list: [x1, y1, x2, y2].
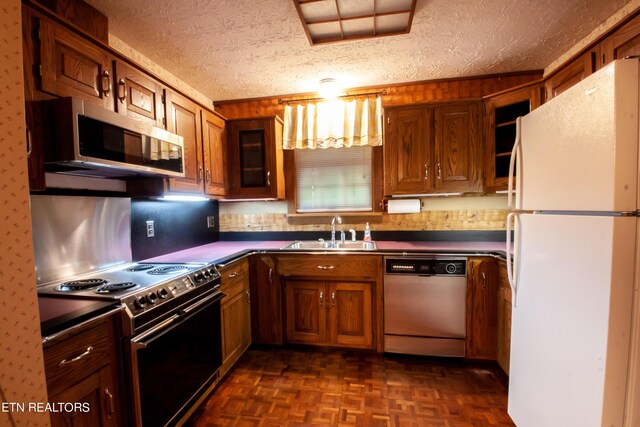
[0, 1, 49, 425]
[84, 0, 629, 100]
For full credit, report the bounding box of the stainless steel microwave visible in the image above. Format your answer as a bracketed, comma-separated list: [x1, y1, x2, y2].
[43, 97, 185, 178]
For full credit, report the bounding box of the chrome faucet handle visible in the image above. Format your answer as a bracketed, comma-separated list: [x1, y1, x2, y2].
[340, 230, 346, 243]
[348, 229, 356, 242]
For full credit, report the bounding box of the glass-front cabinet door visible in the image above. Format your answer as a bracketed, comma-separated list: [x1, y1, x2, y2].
[239, 129, 267, 188]
[227, 117, 285, 199]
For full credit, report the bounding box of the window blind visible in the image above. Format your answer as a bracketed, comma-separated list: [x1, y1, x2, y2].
[295, 146, 372, 212]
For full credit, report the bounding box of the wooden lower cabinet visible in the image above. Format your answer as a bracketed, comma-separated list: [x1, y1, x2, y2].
[219, 259, 251, 376]
[279, 254, 381, 350]
[465, 257, 499, 360]
[48, 366, 116, 427]
[250, 255, 283, 344]
[329, 282, 373, 348]
[43, 309, 122, 427]
[284, 280, 373, 349]
[497, 259, 513, 374]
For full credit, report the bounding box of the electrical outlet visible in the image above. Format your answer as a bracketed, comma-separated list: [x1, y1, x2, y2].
[146, 220, 155, 237]
[207, 216, 216, 228]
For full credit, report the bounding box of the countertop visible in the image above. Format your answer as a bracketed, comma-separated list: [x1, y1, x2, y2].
[38, 239, 506, 336]
[39, 296, 119, 338]
[143, 240, 507, 265]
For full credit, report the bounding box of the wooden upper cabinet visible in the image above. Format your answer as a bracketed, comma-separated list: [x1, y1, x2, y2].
[384, 102, 482, 196]
[384, 106, 432, 195]
[544, 49, 598, 101]
[484, 84, 541, 192]
[601, 13, 640, 65]
[226, 117, 285, 199]
[433, 102, 482, 193]
[113, 60, 165, 127]
[201, 110, 227, 197]
[40, 17, 112, 110]
[164, 90, 204, 194]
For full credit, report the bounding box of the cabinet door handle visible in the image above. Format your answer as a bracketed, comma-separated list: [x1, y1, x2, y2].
[266, 170, 271, 186]
[206, 169, 211, 183]
[58, 346, 93, 367]
[319, 291, 324, 306]
[246, 290, 250, 305]
[437, 163, 442, 179]
[117, 78, 126, 103]
[101, 70, 111, 96]
[331, 291, 335, 307]
[424, 164, 428, 180]
[482, 271, 487, 289]
[198, 167, 204, 183]
[104, 387, 114, 419]
[317, 265, 335, 270]
[268, 267, 273, 284]
[227, 272, 239, 279]
[26, 127, 32, 158]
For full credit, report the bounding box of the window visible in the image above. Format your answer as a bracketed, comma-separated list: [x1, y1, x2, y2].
[295, 146, 372, 212]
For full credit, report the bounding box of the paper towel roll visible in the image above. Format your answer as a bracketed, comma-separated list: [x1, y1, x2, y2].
[387, 198, 421, 214]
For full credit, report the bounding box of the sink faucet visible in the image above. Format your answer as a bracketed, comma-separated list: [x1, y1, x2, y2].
[330, 215, 342, 245]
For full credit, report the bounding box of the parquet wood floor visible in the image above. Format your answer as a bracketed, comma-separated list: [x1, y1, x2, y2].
[187, 347, 515, 427]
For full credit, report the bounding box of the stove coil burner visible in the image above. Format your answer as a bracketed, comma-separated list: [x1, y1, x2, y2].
[57, 278, 108, 291]
[95, 282, 138, 293]
[123, 264, 155, 272]
[147, 265, 190, 275]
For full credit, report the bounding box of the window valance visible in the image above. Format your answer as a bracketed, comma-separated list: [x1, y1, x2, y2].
[283, 96, 383, 150]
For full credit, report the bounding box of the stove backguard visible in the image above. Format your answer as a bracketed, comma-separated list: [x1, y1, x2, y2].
[31, 195, 132, 286]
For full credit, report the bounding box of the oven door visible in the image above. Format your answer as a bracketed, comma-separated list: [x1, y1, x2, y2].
[128, 290, 223, 426]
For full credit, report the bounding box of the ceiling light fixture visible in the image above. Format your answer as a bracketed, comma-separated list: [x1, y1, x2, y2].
[318, 78, 342, 99]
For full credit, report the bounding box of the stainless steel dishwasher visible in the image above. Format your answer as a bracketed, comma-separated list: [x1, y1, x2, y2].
[384, 256, 467, 357]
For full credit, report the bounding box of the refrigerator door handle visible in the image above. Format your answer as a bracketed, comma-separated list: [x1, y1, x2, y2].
[506, 211, 520, 307]
[507, 117, 523, 211]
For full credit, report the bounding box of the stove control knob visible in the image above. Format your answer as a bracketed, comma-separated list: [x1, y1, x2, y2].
[134, 296, 147, 309]
[157, 288, 169, 299]
[194, 273, 204, 283]
[207, 268, 217, 277]
[202, 269, 210, 278]
[146, 292, 158, 304]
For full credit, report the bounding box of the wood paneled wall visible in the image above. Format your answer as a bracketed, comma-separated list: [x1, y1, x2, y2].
[215, 73, 542, 119]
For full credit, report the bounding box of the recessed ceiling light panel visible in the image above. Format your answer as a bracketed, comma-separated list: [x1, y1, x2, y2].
[294, 0, 417, 45]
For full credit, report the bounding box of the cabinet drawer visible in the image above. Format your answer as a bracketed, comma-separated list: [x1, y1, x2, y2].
[44, 320, 112, 395]
[219, 259, 249, 297]
[278, 255, 380, 279]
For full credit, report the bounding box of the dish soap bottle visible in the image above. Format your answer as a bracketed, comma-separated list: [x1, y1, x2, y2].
[363, 222, 372, 242]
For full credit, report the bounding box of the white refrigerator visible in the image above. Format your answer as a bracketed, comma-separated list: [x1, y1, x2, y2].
[506, 58, 640, 426]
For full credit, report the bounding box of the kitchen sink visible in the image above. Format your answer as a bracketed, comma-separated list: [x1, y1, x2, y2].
[283, 240, 377, 251]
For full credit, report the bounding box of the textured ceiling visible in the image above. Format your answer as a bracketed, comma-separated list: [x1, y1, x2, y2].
[84, 0, 629, 101]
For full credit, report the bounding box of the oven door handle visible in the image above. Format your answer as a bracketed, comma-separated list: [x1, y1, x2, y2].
[132, 290, 224, 349]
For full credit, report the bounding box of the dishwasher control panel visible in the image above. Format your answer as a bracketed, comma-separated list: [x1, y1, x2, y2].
[385, 258, 466, 276]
